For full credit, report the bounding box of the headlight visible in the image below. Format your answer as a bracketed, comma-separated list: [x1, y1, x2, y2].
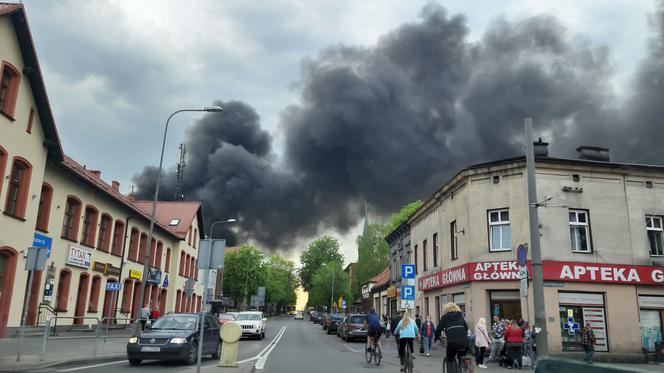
[170, 337, 188, 344]
[128, 337, 138, 344]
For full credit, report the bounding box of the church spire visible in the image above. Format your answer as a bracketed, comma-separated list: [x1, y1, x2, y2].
[362, 201, 369, 234]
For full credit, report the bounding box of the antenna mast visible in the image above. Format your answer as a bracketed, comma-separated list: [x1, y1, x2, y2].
[175, 143, 187, 200]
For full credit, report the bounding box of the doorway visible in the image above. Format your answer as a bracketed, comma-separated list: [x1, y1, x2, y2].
[74, 273, 90, 324]
[102, 279, 118, 324]
[159, 288, 167, 315]
[0, 247, 18, 337]
[489, 290, 522, 321]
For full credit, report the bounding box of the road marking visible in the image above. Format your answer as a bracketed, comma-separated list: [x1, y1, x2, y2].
[56, 360, 128, 372]
[254, 324, 288, 370]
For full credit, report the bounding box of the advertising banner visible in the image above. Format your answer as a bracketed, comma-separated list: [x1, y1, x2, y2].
[67, 246, 92, 268]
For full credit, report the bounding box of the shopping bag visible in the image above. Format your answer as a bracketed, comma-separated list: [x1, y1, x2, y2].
[522, 355, 532, 367]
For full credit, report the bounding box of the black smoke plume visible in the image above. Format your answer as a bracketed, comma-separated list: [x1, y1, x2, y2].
[133, 3, 664, 250]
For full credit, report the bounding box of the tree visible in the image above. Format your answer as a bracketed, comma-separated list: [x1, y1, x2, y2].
[222, 245, 265, 308]
[386, 200, 423, 233]
[307, 261, 350, 311]
[263, 255, 299, 313]
[352, 223, 390, 299]
[298, 235, 344, 292]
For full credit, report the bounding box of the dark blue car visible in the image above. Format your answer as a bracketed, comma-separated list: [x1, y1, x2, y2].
[126, 313, 221, 365]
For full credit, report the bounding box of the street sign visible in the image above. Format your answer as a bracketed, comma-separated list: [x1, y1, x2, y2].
[517, 244, 528, 267]
[105, 282, 121, 291]
[250, 295, 260, 308]
[400, 285, 415, 301]
[32, 233, 52, 258]
[162, 274, 169, 288]
[519, 266, 528, 297]
[257, 287, 266, 297]
[402, 278, 415, 286]
[400, 299, 414, 309]
[25, 247, 48, 271]
[342, 300, 347, 309]
[197, 239, 226, 269]
[518, 266, 528, 280]
[184, 278, 196, 297]
[401, 264, 415, 279]
[337, 297, 343, 309]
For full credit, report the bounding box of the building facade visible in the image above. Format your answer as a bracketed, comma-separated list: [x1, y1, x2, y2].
[406, 144, 664, 358]
[385, 221, 410, 317]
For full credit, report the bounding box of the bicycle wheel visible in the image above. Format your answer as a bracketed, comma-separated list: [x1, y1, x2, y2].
[365, 344, 372, 364]
[374, 342, 381, 366]
[406, 349, 413, 373]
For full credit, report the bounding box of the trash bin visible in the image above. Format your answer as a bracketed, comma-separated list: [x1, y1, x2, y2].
[655, 342, 664, 363]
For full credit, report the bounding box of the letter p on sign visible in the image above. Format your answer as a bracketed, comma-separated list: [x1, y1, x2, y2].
[401, 264, 415, 279]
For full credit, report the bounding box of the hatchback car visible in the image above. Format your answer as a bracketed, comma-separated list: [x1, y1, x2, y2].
[339, 314, 368, 342]
[325, 313, 345, 334]
[126, 313, 221, 365]
[294, 311, 304, 320]
[218, 313, 236, 326]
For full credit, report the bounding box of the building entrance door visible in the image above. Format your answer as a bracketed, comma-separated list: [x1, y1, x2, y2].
[74, 273, 90, 324]
[490, 290, 522, 321]
[0, 248, 18, 337]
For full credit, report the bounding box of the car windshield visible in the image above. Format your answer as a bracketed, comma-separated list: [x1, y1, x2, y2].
[236, 313, 262, 321]
[219, 314, 235, 320]
[331, 314, 344, 320]
[150, 315, 198, 330]
[349, 316, 365, 324]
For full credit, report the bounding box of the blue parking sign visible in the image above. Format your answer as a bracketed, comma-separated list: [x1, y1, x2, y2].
[401, 285, 415, 301]
[32, 232, 52, 258]
[401, 264, 415, 279]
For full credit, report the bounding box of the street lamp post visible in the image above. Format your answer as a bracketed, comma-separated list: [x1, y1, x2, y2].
[321, 263, 336, 312]
[135, 106, 223, 333]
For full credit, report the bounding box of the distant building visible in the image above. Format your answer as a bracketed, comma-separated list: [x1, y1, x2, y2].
[385, 221, 411, 316]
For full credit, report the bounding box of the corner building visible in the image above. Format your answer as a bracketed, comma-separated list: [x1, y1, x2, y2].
[406, 143, 664, 359]
[0, 3, 205, 337]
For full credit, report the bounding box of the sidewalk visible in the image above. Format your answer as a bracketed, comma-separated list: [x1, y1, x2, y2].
[376, 336, 663, 373]
[0, 330, 129, 372]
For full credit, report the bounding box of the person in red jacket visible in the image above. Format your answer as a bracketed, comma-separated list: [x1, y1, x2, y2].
[503, 320, 524, 369]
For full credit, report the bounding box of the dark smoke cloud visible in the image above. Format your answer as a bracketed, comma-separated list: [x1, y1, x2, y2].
[133, 3, 663, 250]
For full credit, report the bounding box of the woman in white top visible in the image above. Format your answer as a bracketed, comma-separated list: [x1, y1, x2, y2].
[474, 317, 492, 368]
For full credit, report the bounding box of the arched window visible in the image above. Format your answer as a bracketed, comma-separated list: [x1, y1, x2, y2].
[189, 258, 195, 280]
[111, 220, 125, 256]
[127, 228, 139, 261]
[0, 61, 21, 118]
[61, 196, 82, 241]
[55, 269, 72, 312]
[35, 183, 53, 232]
[155, 241, 163, 269]
[4, 157, 32, 219]
[193, 229, 197, 248]
[165, 247, 171, 273]
[175, 290, 182, 312]
[179, 251, 185, 275]
[188, 226, 192, 246]
[149, 238, 156, 266]
[138, 233, 147, 264]
[88, 275, 102, 312]
[80, 205, 99, 247]
[194, 260, 198, 280]
[97, 214, 112, 252]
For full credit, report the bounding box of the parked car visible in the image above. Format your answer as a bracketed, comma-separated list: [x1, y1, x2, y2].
[321, 313, 330, 330]
[338, 314, 367, 342]
[218, 313, 236, 327]
[294, 311, 304, 320]
[311, 311, 322, 323]
[235, 311, 267, 339]
[326, 313, 345, 334]
[126, 313, 221, 366]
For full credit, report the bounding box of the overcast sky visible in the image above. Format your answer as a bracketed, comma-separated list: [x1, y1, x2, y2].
[21, 0, 659, 262]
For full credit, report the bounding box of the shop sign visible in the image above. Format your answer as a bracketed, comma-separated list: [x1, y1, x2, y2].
[92, 261, 106, 273]
[106, 265, 121, 277]
[471, 261, 522, 281]
[543, 261, 664, 285]
[638, 296, 664, 309]
[386, 286, 396, 298]
[67, 246, 92, 268]
[129, 269, 142, 279]
[418, 264, 468, 291]
[558, 292, 604, 306]
[147, 267, 162, 284]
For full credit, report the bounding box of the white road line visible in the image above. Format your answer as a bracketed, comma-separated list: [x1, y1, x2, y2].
[343, 344, 359, 353]
[254, 324, 289, 370]
[55, 360, 128, 372]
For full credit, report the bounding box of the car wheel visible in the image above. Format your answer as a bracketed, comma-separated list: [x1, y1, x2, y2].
[128, 359, 142, 366]
[211, 340, 221, 359]
[185, 342, 198, 365]
[261, 329, 266, 339]
[344, 334, 349, 342]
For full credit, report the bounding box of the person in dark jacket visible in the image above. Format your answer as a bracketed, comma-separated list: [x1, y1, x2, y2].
[420, 315, 436, 356]
[391, 311, 404, 342]
[415, 314, 422, 329]
[435, 303, 469, 372]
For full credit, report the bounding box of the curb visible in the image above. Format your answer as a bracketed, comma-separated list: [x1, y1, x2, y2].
[0, 354, 127, 372]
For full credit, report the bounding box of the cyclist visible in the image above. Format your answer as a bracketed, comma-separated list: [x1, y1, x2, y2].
[395, 312, 420, 372]
[435, 302, 469, 373]
[364, 309, 383, 354]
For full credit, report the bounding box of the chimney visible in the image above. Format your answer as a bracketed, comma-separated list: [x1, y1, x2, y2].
[534, 137, 549, 157]
[90, 170, 101, 179]
[576, 146, 610, 162]
[128, 194, 135, 202]
[112, 180, 120, 192]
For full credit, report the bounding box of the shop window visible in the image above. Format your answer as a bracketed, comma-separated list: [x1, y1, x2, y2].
[646, 216, 664, 256]
[0, 61, 20, 118]
[35, 183, 53, 232]
[155, 241, 163, 269]
[97, 214, 112, 252]
[558, 292, 608, 352]
[55, 269, 72, 312]
[432, 233, 438, 267]
[450, 221, 458, 260]
[80, 205, 99, 247]
[138, 233, 147, 264]
[127, 228, 139, 261]
[165, 247, 171, 273]
[88, 275, 101, 312]
[488, 209, 511, 251]
[490, 291, 522, 321]
[453, 293, 465, 315]
[61, 196, 82, 241]
[111, 220, 125, 256]
[4, 158, 32, 219]
[638, 296, 664, 352]
[569, 209, 592, 253]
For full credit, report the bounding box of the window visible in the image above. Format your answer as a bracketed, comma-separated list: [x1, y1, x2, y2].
[127, 228, 139, 261]
[0, 147, 6, 195]
[121, 279, 133, 313]
[488, 209, 511, 251]
[61, 196, 82, 240]
[111, 220, 125, 256]
[26, 108, 34, 133]
[0, 61, 20, 118]
[646, 216, 664, 256]
[36, 183, 53, 232]
[138, 233, 147, 264]
[414, 244, 418, 274]
[193, 229, 198, 248]
[4, 158, 31, 218]
[423, 239, 428, 271]
[188, 227, 192, 245]
[569, 209, 592, 253]
[88, 276, 102, 312]
[165, 247, 171, 273]
[80, 206, 99, 247]
[97, 214, 112, 252]
[179, 251, 186, 275]
[149, 238, 156, 266]
[450, 221, 458, 260]
[169, 219, 180, 226]
[155, 241, 163, 269]
[433, 233, 439, 267]
[55, 269, 72, 312]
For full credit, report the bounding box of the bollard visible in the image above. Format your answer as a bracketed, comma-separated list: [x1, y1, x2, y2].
[40, 318, 50, 361]
[93, 322, 98, 356]
[218, 322, 242, 367]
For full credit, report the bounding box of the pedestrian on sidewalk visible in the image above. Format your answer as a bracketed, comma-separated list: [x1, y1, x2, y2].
[415, 314, 422, 329]
[435, 303, 469, 373]
[420, 315, 436, 356]
[391, 311, 404, 344]
[474, 317, 491, 369]
[150, 307, 160, 323]
[581, 321, 596, 364]
[488, 316, 505, 363]
[395, 312, 420, 372]
[140, 306, 150, 331]
[385, 315, 392, 339]
[504, 320, 524, 369]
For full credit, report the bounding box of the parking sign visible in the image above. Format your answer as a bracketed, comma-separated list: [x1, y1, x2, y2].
[401, 264, 415, 279]
[401, 285, 415, 301]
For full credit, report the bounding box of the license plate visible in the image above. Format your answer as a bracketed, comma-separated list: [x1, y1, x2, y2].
[140, 346, 160, 352]
[360, 329, 365, 332]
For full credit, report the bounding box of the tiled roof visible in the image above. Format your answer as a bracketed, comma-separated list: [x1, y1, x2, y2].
[367, 267, 390, 286]
[133, 201, 202, 240]
[0, 3, 21, 14]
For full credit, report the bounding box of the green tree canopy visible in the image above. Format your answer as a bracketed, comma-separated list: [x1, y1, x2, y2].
[352, 223, 390, 299]
[386, 200, 423, 233]
[307, 261, 350, 311]
[298, 235, 344, 292]
[263, 255, 299, 307]
[222, 245, 265, 307]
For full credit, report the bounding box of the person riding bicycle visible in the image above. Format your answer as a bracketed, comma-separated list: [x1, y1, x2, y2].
[435, 302, 469, 372]
[364, 309, 383, 354]
[395, 312, 420, 372]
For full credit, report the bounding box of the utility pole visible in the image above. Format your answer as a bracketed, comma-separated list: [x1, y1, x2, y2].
[525, 117, 549, 356]
[330, 268, 335, 312]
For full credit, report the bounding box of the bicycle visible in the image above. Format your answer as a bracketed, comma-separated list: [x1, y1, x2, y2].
[403, 342, 414, 373]
[365, 334, 382, 366]
[442, 349, 473, 373]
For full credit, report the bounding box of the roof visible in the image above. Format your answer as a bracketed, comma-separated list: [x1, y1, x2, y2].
[0, 2, 64, 161]
[133, 200, 204, 240]
[365, 267, 390, 287]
